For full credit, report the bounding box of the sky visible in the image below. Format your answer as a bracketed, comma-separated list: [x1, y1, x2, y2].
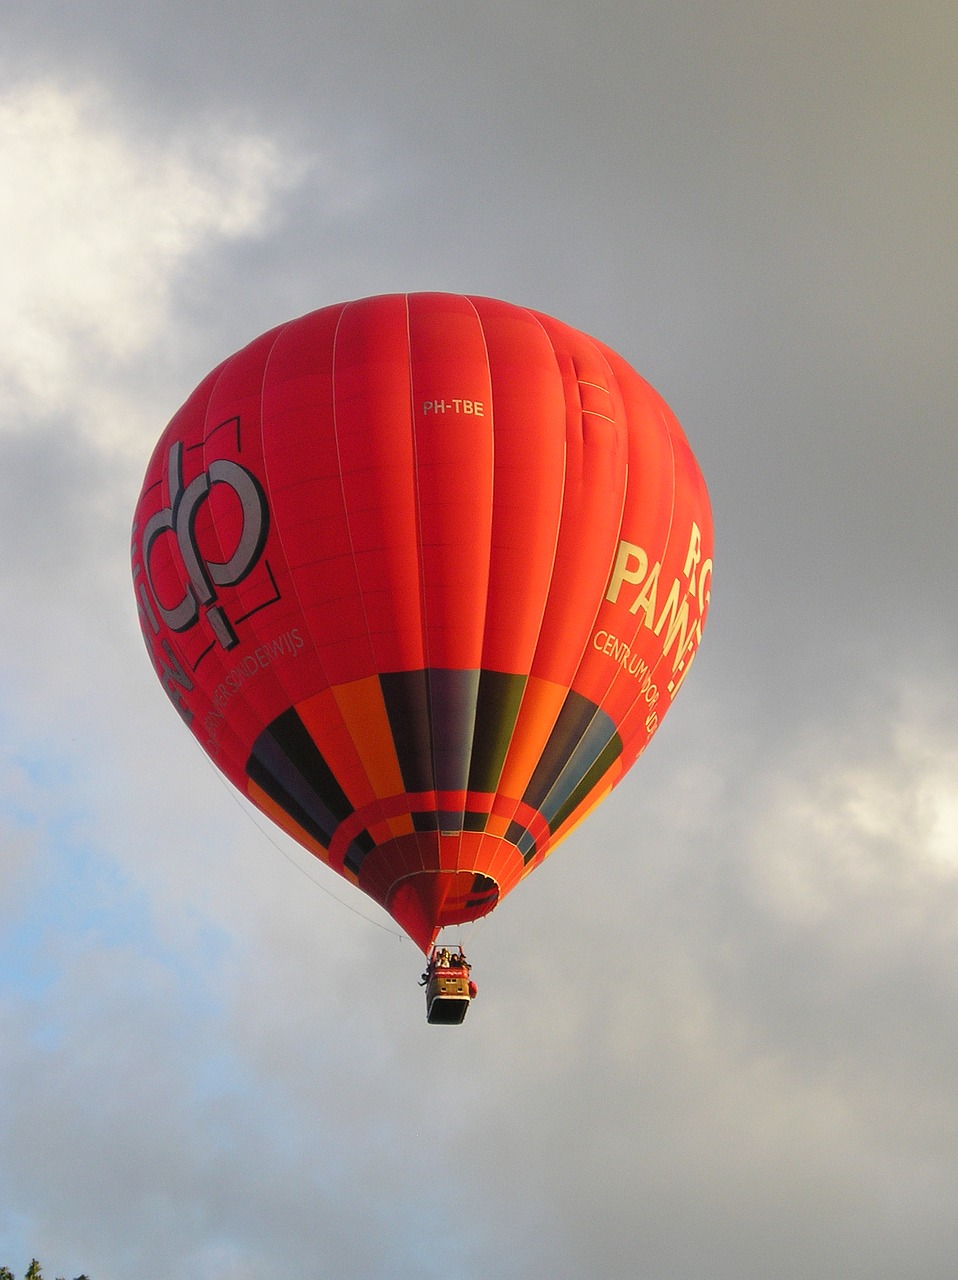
[0, 2, 957, 1276]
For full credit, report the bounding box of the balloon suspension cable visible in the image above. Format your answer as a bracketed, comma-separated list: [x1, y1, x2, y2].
[444, 912, 487, 952]
[203, 754, 408, 942]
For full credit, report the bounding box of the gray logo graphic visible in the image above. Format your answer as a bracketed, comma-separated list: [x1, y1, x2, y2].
[138, 440, 270, 652]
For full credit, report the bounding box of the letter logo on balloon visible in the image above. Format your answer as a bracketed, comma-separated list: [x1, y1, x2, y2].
[133, 417, 278, 693]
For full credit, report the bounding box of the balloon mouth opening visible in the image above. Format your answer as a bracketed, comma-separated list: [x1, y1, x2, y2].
[386, 870, 500, 952]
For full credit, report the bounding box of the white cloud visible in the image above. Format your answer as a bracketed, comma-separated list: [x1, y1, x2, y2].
[0, 79, 304, 451]
[745, 676, 958, 949]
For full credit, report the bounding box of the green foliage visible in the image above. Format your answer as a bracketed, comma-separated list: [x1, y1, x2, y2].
[0, 1262, 88, 1280]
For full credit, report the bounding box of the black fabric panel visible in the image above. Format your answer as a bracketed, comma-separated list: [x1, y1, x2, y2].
[344, 830, 375, 875]
[505, 819, 536, 862]
[519, 689, 600, 814]
[263, 706, 354, 821]
[246, 748, 333, 850]
[466, 873, 498, 909]
[245, 707, 357, 854]
[379, 669, 434, 792]
[428, 667, 481, 792]
[543, 730, 622, 834]
[467, 670, 527, 793]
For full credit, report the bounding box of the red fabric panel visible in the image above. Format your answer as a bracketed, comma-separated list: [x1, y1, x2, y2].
[407, 294, 495, 670]
[331, 295, 426, 675]
[469, 297, 567, 675]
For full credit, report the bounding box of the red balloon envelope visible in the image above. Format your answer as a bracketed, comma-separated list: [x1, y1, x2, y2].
[132, 294, 713, 951]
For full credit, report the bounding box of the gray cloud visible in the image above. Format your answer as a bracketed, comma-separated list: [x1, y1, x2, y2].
[0, 3, 956, 1277]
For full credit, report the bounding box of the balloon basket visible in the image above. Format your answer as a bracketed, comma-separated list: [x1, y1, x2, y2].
[421, 945, 476, 1025]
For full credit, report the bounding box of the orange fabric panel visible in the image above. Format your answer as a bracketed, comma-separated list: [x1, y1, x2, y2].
[496, 676, 569, 799]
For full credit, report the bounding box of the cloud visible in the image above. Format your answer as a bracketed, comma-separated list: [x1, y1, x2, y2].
[746, 673, 958, 938]
[0, 9, 955, 1276]
[408, 667, 958, 1280]
[0, 78, 304, 452]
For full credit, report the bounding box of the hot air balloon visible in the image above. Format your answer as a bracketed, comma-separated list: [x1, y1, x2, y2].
[131, 293, 712, 1021]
